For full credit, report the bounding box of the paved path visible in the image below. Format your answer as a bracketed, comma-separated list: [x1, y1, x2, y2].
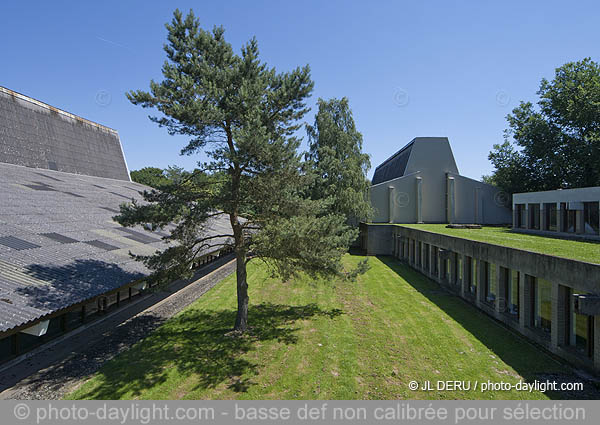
[0, 256, 235, 400]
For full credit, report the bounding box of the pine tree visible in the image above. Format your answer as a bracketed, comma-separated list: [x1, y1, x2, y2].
[118, 9, 356, 332]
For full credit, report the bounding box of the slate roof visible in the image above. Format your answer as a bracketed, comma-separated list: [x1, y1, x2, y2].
[0, 162, 233, 334]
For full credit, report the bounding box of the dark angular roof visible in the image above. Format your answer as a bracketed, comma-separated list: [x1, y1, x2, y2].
[371, 141, 413, 185]
[0, 162, 233, 334]
[0, 86, 130, 181]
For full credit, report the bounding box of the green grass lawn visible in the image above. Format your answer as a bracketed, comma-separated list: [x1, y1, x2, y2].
[399, 224, 600, 264]
[67, 255, 566, 400]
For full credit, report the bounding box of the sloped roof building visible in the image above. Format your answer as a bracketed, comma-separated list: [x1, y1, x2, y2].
[369, 137, 511, 225]
[0, 87, 232, 363]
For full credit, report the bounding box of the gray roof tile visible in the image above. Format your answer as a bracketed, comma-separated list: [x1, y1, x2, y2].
[0, 162, 233, 333]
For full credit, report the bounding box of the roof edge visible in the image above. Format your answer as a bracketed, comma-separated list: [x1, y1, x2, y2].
[0, 86, 118, 135]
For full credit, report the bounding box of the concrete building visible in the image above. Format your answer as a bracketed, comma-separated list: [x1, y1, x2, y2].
[362, 138, 600, 374]
[513, 187, 600, 241]
[0, 87, 233, 366]
[364, 224, 600, 374]
[369, 137, 511, 225]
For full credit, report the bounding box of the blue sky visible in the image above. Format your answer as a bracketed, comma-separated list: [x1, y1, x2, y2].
[2, 1, 598, 180]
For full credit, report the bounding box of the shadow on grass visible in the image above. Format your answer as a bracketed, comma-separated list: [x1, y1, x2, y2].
[72, 302, 343, 399]
[376, 256, 590, 400]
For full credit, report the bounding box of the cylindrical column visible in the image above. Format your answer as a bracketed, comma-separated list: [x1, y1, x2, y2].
[388, 186, 394, 224]
[416, 177, 423, 223]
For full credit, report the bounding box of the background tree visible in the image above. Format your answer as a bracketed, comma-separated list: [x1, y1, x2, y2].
[487, 58, 600, 194]
[130, 166, 169, 188]
[118, 9, 357, 333]
[131, 165, 192, 189]
[305, 97, 372, 227]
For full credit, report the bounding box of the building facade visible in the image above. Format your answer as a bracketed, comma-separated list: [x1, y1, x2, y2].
[513, 187, 600, 240]
[369, 137, 512, 225]
[363, 224, 600, 374]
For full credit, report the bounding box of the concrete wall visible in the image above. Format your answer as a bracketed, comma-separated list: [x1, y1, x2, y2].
[369, 172, 421, 223]
[0, 86, 130, 181]
[360, 223, 395, 255]
[381, 224, 600, 374]
[451, 173, 512, 225]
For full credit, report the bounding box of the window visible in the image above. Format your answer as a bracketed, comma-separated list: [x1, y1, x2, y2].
[516, 204, 526, 228]
[487, 263, 497, 304]
[529, 204, 540, 229]
[563, 204, 576, 233]
[534, 278, 552, 334]
[0, 336, 11, 363]
[469, 258, 478, 295]
[584, 202, 599, 235]
[544, 203, 557, 231]
[507, 270, 519, 317]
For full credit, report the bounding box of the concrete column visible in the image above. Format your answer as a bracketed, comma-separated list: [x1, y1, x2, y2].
[512, 205, 517, 229]
[460, 254, 468, 298]
[435, 248, 441, 283]
[519, 273, 533, 330]
[594, 316, 600, 371]
[408, 238, 413, 266]
[551, 283, 568, 348]
[388, 186, 395, 224]
[570, 295, 577, 346]
[496, 265, 506, 314]
[446, 175, 455, 224]
[525, 206, 530, 229]
[416, 177, 423, 223]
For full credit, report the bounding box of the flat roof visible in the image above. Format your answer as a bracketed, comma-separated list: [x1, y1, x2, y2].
[395, 224, 600, 264]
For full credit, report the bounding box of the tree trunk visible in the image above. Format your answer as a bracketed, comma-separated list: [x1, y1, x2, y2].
[234, 248, 249, 332]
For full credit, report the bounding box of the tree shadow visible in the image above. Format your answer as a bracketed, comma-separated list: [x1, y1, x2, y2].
[377, 256, 600, 400]
[72, 302, 343, 399]
[16, 259, 145, 310]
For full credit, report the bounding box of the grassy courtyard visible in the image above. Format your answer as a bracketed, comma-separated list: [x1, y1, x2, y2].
[399, 224, 600, 264]
[67, 255, 567, 400]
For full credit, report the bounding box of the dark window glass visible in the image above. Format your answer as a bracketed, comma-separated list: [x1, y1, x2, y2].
[584, 202, 599, 235]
